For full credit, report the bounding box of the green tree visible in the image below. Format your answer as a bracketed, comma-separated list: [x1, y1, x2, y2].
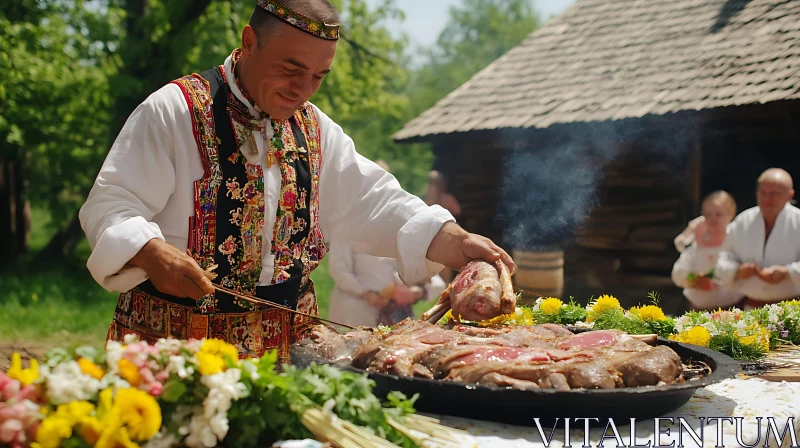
[410, 0, 541, 113]
[0, 0, 114, 263]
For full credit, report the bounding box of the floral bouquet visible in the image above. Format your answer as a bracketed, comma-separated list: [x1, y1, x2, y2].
[0, 336, 464, 448]
[671, 308, 771, 360]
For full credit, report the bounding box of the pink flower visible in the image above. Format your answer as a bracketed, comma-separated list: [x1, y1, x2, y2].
[0, 379, 20, 402]
[17, 386, 38, 403]
[155, 370, 169, 383]
[139, 366, 156, 385]
[149, 382, 164, 397]
[0, 419, 23, 443]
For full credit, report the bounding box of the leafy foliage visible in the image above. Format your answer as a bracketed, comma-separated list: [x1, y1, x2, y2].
[225, 354, 418, 447]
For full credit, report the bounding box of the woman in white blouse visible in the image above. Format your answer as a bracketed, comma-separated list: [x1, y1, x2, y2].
[671, 191, 744, 310]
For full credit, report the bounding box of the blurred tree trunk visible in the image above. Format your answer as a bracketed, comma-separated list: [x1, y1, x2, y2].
[0, 157, 30, 265]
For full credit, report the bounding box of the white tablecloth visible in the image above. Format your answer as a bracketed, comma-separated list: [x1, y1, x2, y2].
[438, 377, 800, 447]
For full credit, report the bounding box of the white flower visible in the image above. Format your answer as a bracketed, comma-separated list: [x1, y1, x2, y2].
[45, 361, 102, 405]
[765, 304, 783, 324]
[185, 410, 218, 448]
[123, 333, 140, 344]
[104, 340, 124, 373]
[184, 368, 247, 448]
[167, 356, 189, 379]
[156, 338, 184, 355]
[674, 316, 691, 333]
[209, 413, 230, 440]
[702, 322, 720, 336]
[142, 428, 179, 448]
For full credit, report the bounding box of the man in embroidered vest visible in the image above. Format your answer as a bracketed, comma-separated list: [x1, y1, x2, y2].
[79, 0, 516, 361]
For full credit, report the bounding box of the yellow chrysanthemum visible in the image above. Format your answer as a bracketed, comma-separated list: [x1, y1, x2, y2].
[7, 352, 40, 386]
[78, 416, 105, 447]
[586, 295, 622, 322]
[78, 357, 106, 380]
[630, 305, 667, 321]
[114, 388, 162, 441]
[55, 401, 95, 426]
[540, 298, 564, 315]
[201, 339, 239, 364]
[35, 417, 73, 448]
[117, 359, 142, 387]
[196, 351, 225, 376]
[669, 326, 711, 347]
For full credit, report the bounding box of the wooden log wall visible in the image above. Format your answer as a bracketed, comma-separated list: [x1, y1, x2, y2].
[699, 100, 800, 211]
[432, 144, 505, 247]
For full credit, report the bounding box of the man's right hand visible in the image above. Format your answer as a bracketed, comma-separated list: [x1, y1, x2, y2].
[735, 263, 761, 280]
[129, 239, 215, 300]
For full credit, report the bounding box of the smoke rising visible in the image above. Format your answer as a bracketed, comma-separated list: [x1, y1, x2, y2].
[496, 115, 698, 251]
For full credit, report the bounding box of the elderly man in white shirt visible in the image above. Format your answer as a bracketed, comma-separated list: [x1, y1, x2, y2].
[716, 168, 800, 310]
[79, 0, 514, 360]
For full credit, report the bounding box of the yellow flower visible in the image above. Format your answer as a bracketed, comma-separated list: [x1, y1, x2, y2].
[7, 352, 40, 386]
[737, 325, 770, 352]
[587, 295, 622, 322]
[55, 401, 95, 426]
[117, 359, 142, 387]
[669, 326, 711, 347]
[630, 305, 667, 321]
[196, 351, 225, 376]
[78, 357, 106, 380]
[78, 416, 105, 446]
[114, 388, 162, 441]
[35, 417, 73, 448]
[200, 339, 239, 364]
[540, 298, 563, 315]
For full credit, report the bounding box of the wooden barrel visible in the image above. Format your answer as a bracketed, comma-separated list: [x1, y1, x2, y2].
[512, 249, 564, 300]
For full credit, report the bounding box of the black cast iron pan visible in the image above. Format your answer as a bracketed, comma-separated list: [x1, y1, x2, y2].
[291, 331, 741, 427]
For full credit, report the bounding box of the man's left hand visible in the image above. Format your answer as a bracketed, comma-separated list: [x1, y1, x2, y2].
[426, 222, 517, 274]
[758, 265, 789, 284]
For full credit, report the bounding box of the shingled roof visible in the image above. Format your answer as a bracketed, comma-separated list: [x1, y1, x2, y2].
[394, 0, 800, 142]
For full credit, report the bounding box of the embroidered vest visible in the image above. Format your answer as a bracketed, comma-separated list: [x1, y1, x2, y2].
[167, 65, 328, 313]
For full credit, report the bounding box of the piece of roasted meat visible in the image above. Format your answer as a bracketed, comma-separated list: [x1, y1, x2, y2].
[421, 260, 516, 323]
[293, 320, 686, 391]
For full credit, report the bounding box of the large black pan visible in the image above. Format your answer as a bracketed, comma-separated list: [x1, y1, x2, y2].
[291, 335, 741, 426]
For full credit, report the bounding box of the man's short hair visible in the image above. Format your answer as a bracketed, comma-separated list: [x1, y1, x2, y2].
[250, 0, 340, 44]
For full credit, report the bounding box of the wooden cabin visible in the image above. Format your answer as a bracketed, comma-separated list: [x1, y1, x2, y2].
[394, 0, 800, 315]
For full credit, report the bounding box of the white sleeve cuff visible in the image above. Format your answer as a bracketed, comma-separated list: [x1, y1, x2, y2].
[86, 216, 164, 292]
[395, 205, 454, 285]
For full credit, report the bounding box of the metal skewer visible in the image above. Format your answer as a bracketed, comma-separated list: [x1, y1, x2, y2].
[208, 282, 356, 331]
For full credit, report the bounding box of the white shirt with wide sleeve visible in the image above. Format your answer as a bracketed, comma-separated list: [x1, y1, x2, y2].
[671, 242, 744, 310]
[80, 56, 453, 293]
[715, 204, 800, 302]
[327, 241, 405, 327]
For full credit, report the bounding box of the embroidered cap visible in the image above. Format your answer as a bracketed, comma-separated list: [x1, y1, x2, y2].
[257, 0, 340, 41]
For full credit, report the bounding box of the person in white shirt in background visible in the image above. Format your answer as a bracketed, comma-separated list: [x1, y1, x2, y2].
[328, 161, 448, 327]
[716, 168, 800, 310]
[672, 191, 744, 310]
